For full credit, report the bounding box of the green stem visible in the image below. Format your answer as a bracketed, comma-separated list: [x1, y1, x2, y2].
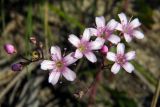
[44, 1, 49, 59]
[151, 79, 160, 107]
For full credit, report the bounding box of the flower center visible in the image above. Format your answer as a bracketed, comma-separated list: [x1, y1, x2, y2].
[78, 41, 90, 53]
[56, 61, 64, 68]
[123, 24, 133, 34]
[97, 27, 111, 39]
[79, 44, 86, 52]
[116, 54, 126, 65]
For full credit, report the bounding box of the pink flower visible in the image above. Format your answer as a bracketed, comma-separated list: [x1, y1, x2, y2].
[116, 13, 144, 42]
[106, 43, 135, 74]
[89, 16, 120, 44]
[68, 28, 104, 63]
[41, 46, 78, 85]
[4, 44, 17, 54]
[100, 45, 108, 55]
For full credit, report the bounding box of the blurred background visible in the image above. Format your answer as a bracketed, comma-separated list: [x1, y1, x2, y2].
[0, 0, 160, 107]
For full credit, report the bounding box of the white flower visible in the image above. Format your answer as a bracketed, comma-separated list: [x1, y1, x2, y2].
[116, 13, 144, 42]
[89, 16, 120, 44]
[106, 43, 135, 74]
[68, 28, 104, 63]
[41, 46, 78, 85]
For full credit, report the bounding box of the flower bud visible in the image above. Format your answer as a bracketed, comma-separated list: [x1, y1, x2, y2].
[100, 45, 108, 55]
[11, 63, 22, 72]
[4, 44, 17, 54]
[30, 36, 37, 45]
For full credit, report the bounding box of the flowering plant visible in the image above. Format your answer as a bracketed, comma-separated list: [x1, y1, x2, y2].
[4, 12, 144, 99]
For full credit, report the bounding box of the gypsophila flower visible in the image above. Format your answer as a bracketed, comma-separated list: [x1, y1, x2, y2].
[116, 13, 144, 42]
[89, 16, 120, 44]
[68, 28, 104, 63]
[41, 46, 78, 85]
[106, 43, 135, 74]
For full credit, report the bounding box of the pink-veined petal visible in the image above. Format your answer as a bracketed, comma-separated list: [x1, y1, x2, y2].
[68, 34, 80, 47]
[64, 52, 78, 65]
[90, 38, 104, 50]
[41, 60, 54, 70]
[116, 23, 123, 31]
[132, 30, 144, 39]
[111, 63, 121, 74]
[89, 28, 97, 36]
[108, 34, 120, 44]
[125, 51, 136, 61]
[84, 52, 97, 63]
[117, 43, 125, 54]
[74, 49, 83, 59]
[124, 33, 132, 42]
[50, 46, 62, 59]
[106, 52, 116, 61]
[118, 13, 128, 25]
[62, 67, 76, 81]
[48, 71, 61, 85]
[122, 62, 134, 73]
[82, 28, 91, 41]
[96, 16, 105, 28]
[129, 18, 141, 29]
[107, 19, 118, 30]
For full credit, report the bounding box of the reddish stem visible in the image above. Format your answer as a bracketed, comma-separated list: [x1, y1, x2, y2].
[87, 56, 104, 107]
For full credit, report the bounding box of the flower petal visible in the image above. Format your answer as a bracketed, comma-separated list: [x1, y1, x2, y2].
[41, 60, 54, 70]
[64, 52, 78, 65]
[68, 34, 80, 47]
[50, 46, 62, 59]
[108, 34, 120, 44]
[89, 28, 97, 36]
[116, 23, 123, 31]
[48, 71, 61, 85]
[117, 43, 125, 54]
[124, 33, 132, 42]
[82, 28, 91, 41]
[62, 67, 76, 81]
[84, 52, 97, 63]
[96, 16, 105, 28]
[106, 52, 116, 61]
[107, 19, 118, 30]
[111, 63, 121, 74]
[74, 49, 83, 59]
[122, 62, 134, 73]
[90, 37, 104, 50]
[125, 51, 136, 60]
[132, 30, 144, 39]
[118, 13, 128, 25]
[130, 18, 141, 29]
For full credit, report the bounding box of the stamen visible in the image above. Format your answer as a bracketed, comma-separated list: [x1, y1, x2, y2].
[56, 61, 64, 68]
[116, 54, 126, 65]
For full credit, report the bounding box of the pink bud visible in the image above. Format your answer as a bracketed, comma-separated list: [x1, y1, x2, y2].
[100, 45, 108, 55]
[4, 44, 17, 54]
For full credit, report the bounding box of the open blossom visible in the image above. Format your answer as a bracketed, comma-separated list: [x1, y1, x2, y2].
[116, 13, 144, 42]
[106, 43, 135, 74]
[89, 16, 120, 44]
[68, 28, 104, 63]
[41, 46, 77, 85]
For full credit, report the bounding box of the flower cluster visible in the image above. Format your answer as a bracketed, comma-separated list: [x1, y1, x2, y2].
[40, 13, 144, 85]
